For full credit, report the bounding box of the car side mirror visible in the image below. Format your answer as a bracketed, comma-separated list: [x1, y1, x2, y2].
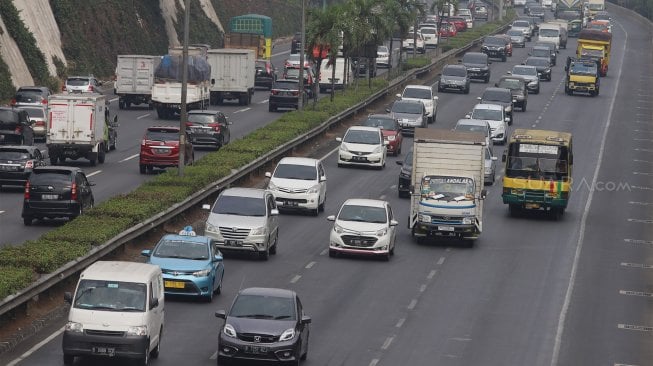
[141, 250, 151, 257]
[150, 297, 159, 310]
[270, 208, 279, 216]
[211, 78, 215, 85]
[215, 310, 226, 319]
[213, 254, 223, 262]
[505, 118, 510, 122]
[336, 137, 342, 142]
[476, 96, 481, 101]
[396, 93, 402, 99]
[301, 315, 312, 324]
[492, 156, 498, 161]
[502, 153, 507, 162]
[481, 189, 487, 199]
[64, 292, 73, 303]
[320, 175, 327, 182]
[465, 114, 471, 119]
[433, 96, 439, 101]
[326, 215, 336, 221]
[385, 108, 390, 113]
[390, 220, 399, 226]
[265, 172, 272, 178]
[494, 82, 499, 87]
[202, 204, 211, 210]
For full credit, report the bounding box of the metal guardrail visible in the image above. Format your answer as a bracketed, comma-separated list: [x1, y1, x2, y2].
[0, 21, 513, 322]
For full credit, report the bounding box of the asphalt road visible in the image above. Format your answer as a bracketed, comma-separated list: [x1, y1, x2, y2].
[1, 5, 652, 366]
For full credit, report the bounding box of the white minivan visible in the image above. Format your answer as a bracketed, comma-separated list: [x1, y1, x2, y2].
[537, 23, 561, 50]
[319, 57, 351, 93]
[62, 261, 165, 365]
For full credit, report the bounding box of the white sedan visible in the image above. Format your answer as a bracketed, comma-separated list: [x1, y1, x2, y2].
[336, 126, 387, 169]
[327, 198, 398, 260]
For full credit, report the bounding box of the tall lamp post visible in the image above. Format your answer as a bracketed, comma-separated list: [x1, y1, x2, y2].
[298, 0, 306, 110]
[178, 0, 190, 176]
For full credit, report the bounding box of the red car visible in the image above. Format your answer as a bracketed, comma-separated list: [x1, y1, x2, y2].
[439, 22, 457, 38]
[139, 126, 194, 174]
[361, 114, 403, 156]
[446, 17, 468, 32]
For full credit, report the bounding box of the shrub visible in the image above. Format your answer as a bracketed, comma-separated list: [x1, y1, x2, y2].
[0, 266, 34, 300]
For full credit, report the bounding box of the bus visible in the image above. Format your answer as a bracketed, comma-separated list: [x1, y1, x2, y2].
[501, 129, 573, 219]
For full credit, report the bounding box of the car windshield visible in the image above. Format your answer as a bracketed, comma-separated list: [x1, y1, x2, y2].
[403, 88, 431, 99]
[507, 30, 523, 37]
[580, 49, 603, 58]
[463, 54, 487, 64]
[392, 101, 422, 114]
[532, 48, 550, 58]
[443, 67, 466, 77]
[146, 129, 179, 141]
[484, 37, 504, 45]
[0, 149, 31, 160]
[17, 107, 45, 118]
[378, 46, 388, 53]
[498, 78, 524, 89]
[15, 92, 44, 103]
[67, 78, 90, 86]
[213, 195, 266, 216]
[153, 239, 209, 260]
[421, 28, 437, 34]
[73, 280, 147, 312]
[526, 58, 549, 67]
[284, 68, 311, 80]
[513, 21, 530, 27]
[570, 62, 598, 75]
[187, 113, 217, 124]
[273, 163, 317, 180]
[0, 110, 19, 123]
[472, 108, 503, 121]
[273, 81, 298, 90]
[421, 176, 475, 200]
[363, 117, 398, 131]
[483, 90, 512, 103]
[588, 3, 603, 10]
[230, 294, 296, 320]
[337, 204, 387, 223]
[513, 66, 537, 76]
[29, 171, 71, 185]
[343, 129, 381, 144]
[455, 123, 489, 136]
[539, 28, 559, 37]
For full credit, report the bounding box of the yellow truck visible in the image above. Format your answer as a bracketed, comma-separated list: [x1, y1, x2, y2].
[576, 29, 611, 76]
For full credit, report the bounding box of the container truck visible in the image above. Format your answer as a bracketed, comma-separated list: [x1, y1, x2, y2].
[207, 49, 255, 105]
[224, 33, 266, 60]
[47, 94, 110, 166]
[150, 46, 211, 119]
[577, 29, 611, 76]
[114, 55, 161, 110]
[408, 128, 487, 246]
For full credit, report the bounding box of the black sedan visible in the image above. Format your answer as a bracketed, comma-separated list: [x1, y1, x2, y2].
[0, 145, 48, 188]
[268, 79, 308, 112]
[215, 287, 311, 365]
[185, 110, 232, 150]
[525, 56, 553, 81]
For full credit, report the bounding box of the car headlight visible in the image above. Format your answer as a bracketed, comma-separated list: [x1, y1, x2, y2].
[206, 222, 219, 233]
[339, 144, 350, 153]
[387, 135, 396, 141]
[568, 82, 575, 87]
[223, 324, 237, 338]
[307, 184, 320, 194]
[193, 269, 211, 277]
[250, 226, 267, 236]
[65, 322, 83, 333]
[267, 181, 278, 191]
[462, 217, 474, 225]
[334, 223, 344, 234]
[127, 325, 148, 336]
[373, 145, 383, 154]
[419, 214, 431, 223]
[376, 227, 388, 237]
[279, 328, 295, 341]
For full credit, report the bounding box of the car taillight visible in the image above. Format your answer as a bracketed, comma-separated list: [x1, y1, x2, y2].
[41, 99, 48, 105]
[25, 160, 34, 169]
[141, 139, 147, 146]
[14, 125, 23, 134]
[185, 122, 193, 127]
[71, 182, 78, 201]
[271, 90, 279, 95]
[292, 91, 299, 96]
[10, 98, 16, 105]
[208, 123, 221, 132]
[88, 85, 94, 92]
[24, 181, 30, 199]
[62, 85, 66, 92]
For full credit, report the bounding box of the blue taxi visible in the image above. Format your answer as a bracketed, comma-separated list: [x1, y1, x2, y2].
[142, 226, 225, 302]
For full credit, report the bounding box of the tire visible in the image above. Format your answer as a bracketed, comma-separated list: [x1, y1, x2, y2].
[259, 245, 270, 260]
[118, 100, 125, 110]
[502, 55, 507, 62]
[50, 156, 58, 165]
[140, 341, 150, 365]
[139, 164, 146, 174]
[204, 282, 214, 302]
[509, 204, 521, 217]
[151, 329, 162, 358]
[268, 104, 276, 112]
[535, 86, 540, 95]
[522, 101, 527, 111]
[311, 206, 319, 216]
[89, 157, 97, 166]
[156, 107, 165, 119]
[329, 249, 338, 258]
[438, 85, 443, 92]
[110, 135, 117, 150]
[63, 354, 74, 365]
[98, 147, 106, 164]
[23, 216, 33, 226]
[464, 86, 470, 94]
[484, 76, 490, 84]
[270, 232, 278, 255]
[318, 195, 325, 212]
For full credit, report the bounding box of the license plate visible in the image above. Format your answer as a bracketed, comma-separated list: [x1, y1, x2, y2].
[92, 347, 115, 356]
[283, 201, 298, 206]
[244, 345, 268, 354]
[0, 165, 19, 171]
[225, 240, 242, 247]
[164, 280, 185, 289]
[63, 150, 76, 156]
[153, 148, 170, 154]
[438, 226, 455, 232]
[352, 156, 367, 162]
[525, 203, 540, 209]
[41, 194, 58, 200]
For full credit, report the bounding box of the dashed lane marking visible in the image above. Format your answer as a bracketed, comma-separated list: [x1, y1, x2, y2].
[7, 326, 65, 366]
[633, 172, 653, 176]
[137, 113, 150, 120]
[634, 148, 653, 152]
[320, 249, 328, 256]
[407, 299, 417, 310]
[305, 261, 316, 269]
[381, 336, 395, 350]
[619, 290, 653, 298]
[419, 284, 427, 292]
[437, 257, 445, 265]
[0, 211, 5, 214]
[618, 324, 653, 332]
[427, 269, 437, 280]
[628, 218, 653, 224]
[621, 262, 653, 269]
[369, 359, 380, 366]
[631, 185, 653, 191]
[633, 159, 653, 164]
[119, 154, 139, 162]
[87, 170, 102, 177]
[290, 275, 301, 283]
[395, 318, 405, 328]
[233, 108, 251, 114]
[210, 351, 217, 360]
[109, 97, 118, 103]
[629, 201, 653, 205]
[624, 238, 653, 245]
[258, 99, 269, 104]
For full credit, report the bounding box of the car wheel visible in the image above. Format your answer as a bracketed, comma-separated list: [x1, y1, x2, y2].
[63, 355, 74, 365]
[536, 86, 540, 95]
[151, 328, 162, 358]
[301, 335, 309, 360]
[502, 55, 507, 62]
[139, 164, 146, 174]
[23, 216, 33, 226]
[270, 232, 278, 255]
[268, 104, 276, 112]
[329, 249, 338, 258]
[484, 76, 490, 84]
[50, 156, 58, 165]
[259, 244, 270, 260]
[204, 282, 214, 303]
[464, 86, 470, 94]
[522, 101, 527, 111]
[139, 342, 150, 365]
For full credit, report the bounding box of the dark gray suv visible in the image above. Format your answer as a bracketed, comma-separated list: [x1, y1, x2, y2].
[461, 52, 491, 83]
[438, 64, 471, 93]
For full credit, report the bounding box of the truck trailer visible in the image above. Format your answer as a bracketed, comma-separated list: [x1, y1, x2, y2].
[114, 55, 161, 110]
[207, 49, 255, 105]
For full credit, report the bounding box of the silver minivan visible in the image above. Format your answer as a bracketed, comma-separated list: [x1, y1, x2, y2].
[203, 188, 279, 260]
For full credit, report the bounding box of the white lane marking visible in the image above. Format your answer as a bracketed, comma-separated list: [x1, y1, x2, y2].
[437, 257, 445, 265]
[137, 113, 150, 120]
[233, 108, 251, 114]
[634, 139, 653, 142]
[320, 146, 340, 161]
[407, 299, 417, 310]
[87, 170, 102, 177]
[550, 19, 629, 366]
[621, 262, 653, 269]
[427, 269, 437, 280]
[634, 148, 653, 152]
[629, 201, 653, 205]
[617, 324, 653, 332]
[305, 261, 316, 269]
[419, 284, 427, 292]
[369, 359, 380, 366]
[290, 275, 302, 283]
[6, 326, 65, 366]
[272, 49, 290, 58]
[631, 185, 653, 191]
[395, 318, 405, 328]
[320, 248, 328, 255]
[450, 337, 472, 341]
[634, 159, 653, 164]
[619, 290, 653, 298]
[210, 351, 217, 360]
[633, 172, 653, 176]
[624, 238, 653, 245]
[627, 218, 653, 224]
[633, 130, 653, 133]
[390, 184, 397, 189]
[258, 99, 269, 104]
[109, 97, 118, 103]
[379, 194, 386, 200]
[0, 211, 4, 214]
[119, 153, 139, 162]
[614, 363, 639, 366]
[381, 336, 394, 350]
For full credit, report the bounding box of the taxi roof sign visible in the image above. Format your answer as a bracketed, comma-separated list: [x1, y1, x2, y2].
[179, 226, 196, 236]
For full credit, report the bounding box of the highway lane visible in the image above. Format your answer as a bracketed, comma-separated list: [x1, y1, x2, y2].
[0, 42, 403, 247]
[5, 7, 647, 366]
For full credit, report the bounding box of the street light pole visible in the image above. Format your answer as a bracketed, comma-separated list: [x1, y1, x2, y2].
[298, 0, 306, 110]
[178, 0, 190, 176]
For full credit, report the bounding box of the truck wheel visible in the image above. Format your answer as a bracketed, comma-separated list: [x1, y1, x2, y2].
[50, 155, 58, 165]
[63, 354, 74, 365]
[118, 100, 125, 110]
[98, 147, 106, 164]
[89, 158, 96, 166]
[508, 204, 521, 217]
[268, 104, 276, 112]
[156, 107, 165, 119]
[522, 102, 527, 111]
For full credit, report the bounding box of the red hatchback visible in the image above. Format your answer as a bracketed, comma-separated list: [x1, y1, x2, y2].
[446, 17, 468, 32]
[139, 126, 194, 174]
[439, 22, 457, 38]
[361, 114, 403, 156]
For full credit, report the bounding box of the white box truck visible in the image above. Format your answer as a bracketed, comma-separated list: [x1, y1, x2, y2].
[47, 93, 110, 166]
[318, 58, 351, 93]
[409, 128, 487, 246]
[151, 46, 211, 119]
[114, 55, 161, 110]
[206, 48, 255, 105]
[538, 23, 562, 50]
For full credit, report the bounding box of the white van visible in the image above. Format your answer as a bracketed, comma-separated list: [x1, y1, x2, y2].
[62, 261, 164, 365]
[537, 23, 561, 50]
[319, 58, 351, 93]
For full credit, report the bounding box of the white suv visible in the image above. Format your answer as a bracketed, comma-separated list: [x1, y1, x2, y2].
[466, 103, 510, 145]
[265, 157, 327, 216]
[402, 31, 425, 53]
[396, 84, 439, 124]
